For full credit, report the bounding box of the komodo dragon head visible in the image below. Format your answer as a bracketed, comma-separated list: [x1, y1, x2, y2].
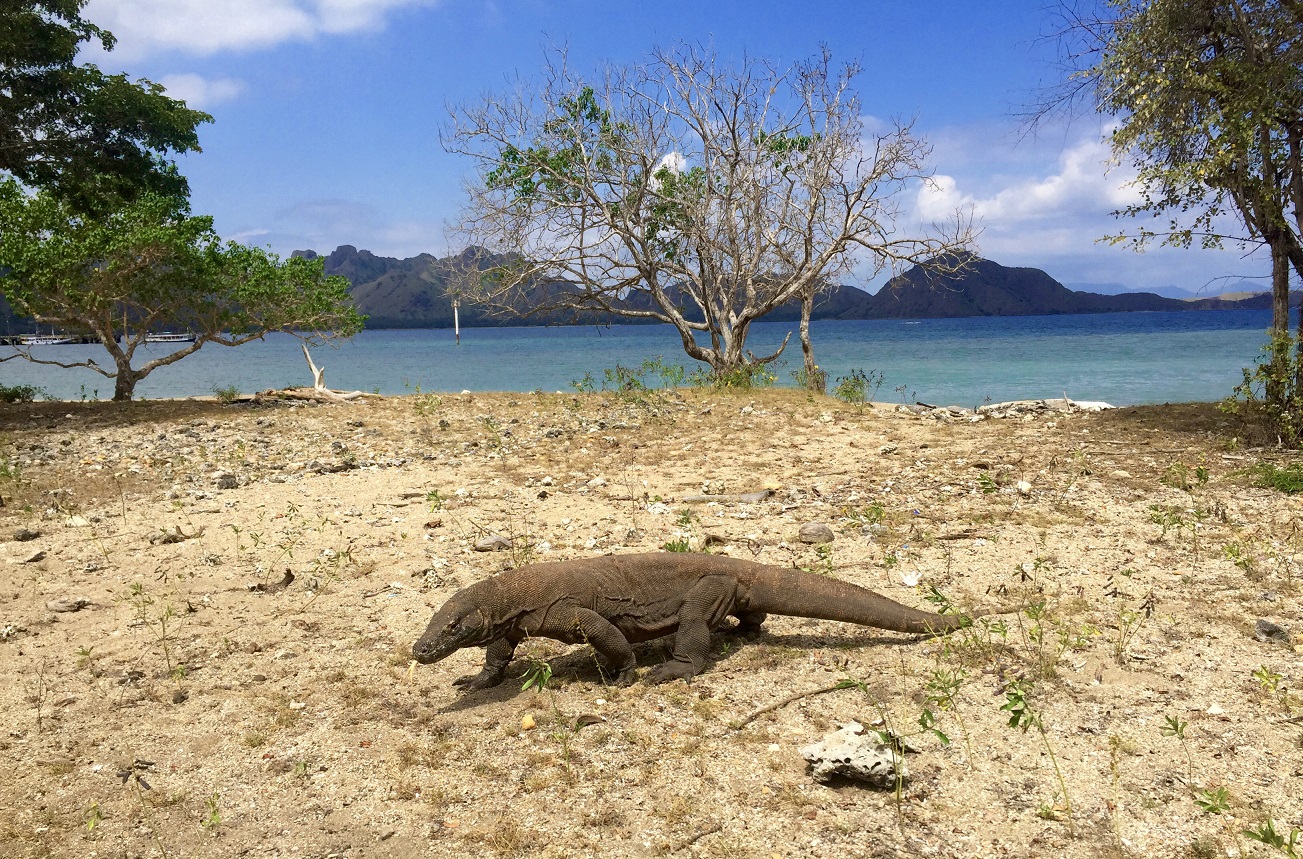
[411, 584, 495, 664]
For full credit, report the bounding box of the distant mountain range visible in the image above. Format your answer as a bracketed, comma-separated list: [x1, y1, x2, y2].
[295, 246, 1295, 329]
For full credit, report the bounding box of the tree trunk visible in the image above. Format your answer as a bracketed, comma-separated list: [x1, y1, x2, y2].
[1267, 236, 1291, 408]
[112, 356, 140, 401]
[799, 292, 825, 394]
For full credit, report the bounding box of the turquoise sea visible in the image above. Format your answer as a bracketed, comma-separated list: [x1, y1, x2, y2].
[0, 309, 1286, 407]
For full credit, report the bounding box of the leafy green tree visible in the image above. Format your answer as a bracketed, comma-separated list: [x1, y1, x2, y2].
[1049, 0, 1303, 432]
[0, 0, 210, 210]
[0, 180, 365, 400]
[446, 45, 971, 385]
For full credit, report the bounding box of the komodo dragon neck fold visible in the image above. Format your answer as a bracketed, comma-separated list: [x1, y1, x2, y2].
[412, 552, 1011, 690]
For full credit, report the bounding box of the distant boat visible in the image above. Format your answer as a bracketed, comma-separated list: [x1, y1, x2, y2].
[20, 334, 75, 346]
[144, 332, 198, 343]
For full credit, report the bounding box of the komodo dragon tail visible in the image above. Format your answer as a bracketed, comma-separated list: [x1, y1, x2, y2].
[745, 564, 1008, 634]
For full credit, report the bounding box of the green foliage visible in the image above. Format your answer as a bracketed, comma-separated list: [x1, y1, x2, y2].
[1223, 336, 1303, 448]
[1196, 786, 1231, 815]
[212, 384, 240, 404]
[1253, 461, 1303, 494]
[831, 368, 883, 408]
[690, 363, 777, 390]
[1243, 818, 1301, 858]
[1081, 1, 1303, 428]
[0, 384, 46, 403]
[662, 538, 691, 553]
[520, 658, 554, 693]
[0, 181, 364, 400]
[0, 0, 211, 211]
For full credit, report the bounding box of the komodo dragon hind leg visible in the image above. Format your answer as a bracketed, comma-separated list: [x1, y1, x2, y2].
[646, 576, 738, 684]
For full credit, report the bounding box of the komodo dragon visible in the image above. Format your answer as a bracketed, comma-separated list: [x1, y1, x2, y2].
[412, 552, 1009, 689]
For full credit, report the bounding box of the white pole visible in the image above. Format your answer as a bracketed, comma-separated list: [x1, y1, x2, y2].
[453, 299, 461, 346]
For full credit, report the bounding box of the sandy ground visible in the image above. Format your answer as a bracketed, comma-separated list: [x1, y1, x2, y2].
[0, 388, 1300, 859]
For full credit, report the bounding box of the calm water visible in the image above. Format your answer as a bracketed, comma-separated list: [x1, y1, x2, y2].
[0, 309, 1284, 407]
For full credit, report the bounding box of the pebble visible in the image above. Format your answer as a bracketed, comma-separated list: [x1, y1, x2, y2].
[12, 529, 39, 542]
[798, 523, 835, 544]
[474, 535, 512, 552]
[1254, 619, 1291, 644]
[46, 596, 91, 612]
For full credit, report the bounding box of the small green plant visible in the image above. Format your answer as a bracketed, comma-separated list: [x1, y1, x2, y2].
[1252, 664, 1291, 711]
[689, 363, 776, 389]
[832, 368, 883, 409]
[1160, 714, 1193, 781]
[412, 390, 442, 416]
[85, 801, 104, 831]
[201, 792, 221, 830]
[1148, 504, 1187, 540]
[1243, 818, 1301, 858]
[1224, 541, 1257, 576]
[1254, 462, 1303, 494]
[0, 383, 46, 403]
[1112, 591, 1157, 665]
[426, 489, 445, 512]
[570, 372, 596, 394]
[976, 472, 999, 494]
[1196, 786, 1231, 815]
[923, 666, 973, 764]
[1001, 680, 1075, 836]
[212, 384, 240, 404]
[842, 503, 886, 529]
[521, 657, 554, 693]
[662, 538, 691, 553]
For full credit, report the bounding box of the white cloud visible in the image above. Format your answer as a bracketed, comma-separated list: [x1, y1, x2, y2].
[917, 135, 1137, 226]
[158, 73, 245, 108]
[84, 0, 437, 58]
[902, 124, 1268, 292]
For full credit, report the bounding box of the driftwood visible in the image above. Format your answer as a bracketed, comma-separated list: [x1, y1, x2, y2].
[680, 489, 773, 504]
[257, 346, 380, 404]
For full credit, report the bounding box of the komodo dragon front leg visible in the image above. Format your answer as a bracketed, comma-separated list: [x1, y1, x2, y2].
[456, 606, 640, 690]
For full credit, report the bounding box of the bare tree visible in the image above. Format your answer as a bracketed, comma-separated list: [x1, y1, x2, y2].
[445, 44, 973, 386]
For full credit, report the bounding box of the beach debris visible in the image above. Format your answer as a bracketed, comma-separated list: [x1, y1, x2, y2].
[255, 345, 382, 404]
[1254, 619, 1291, 644]
[680, 490, 772, 504]
[798, 522, 835, 544]
[149, 525, 205, 545]
[800, 722, 907, 788]
[46, 596, 92, 613]
[904, 397, 1116, 421]
[248, 570, 296, 593]
[474, 535, 512, 552]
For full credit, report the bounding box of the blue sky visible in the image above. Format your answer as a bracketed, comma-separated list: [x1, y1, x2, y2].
[80, 0, 1271, 294]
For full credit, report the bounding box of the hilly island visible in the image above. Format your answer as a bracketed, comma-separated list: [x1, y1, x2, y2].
[294, 246, 1290, 329]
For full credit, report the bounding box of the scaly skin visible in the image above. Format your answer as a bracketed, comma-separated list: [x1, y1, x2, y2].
[411, 552, 1008, 689]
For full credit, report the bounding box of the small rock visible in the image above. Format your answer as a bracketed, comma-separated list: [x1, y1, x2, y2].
[1254, 619, 1291, 644]
[586, 476, 607, 489]
[20, 549, 46, 563]
[65, 516, 91, 528]
[46, 596, 91, 613]
[800, 722, 907, 788]
[1016, 480, 1033, 496]
[878, 444, 898, 455]
[214, 472, 239, 490]
[12, 528, 40, 542]
[171, 690, 188, 704]
[474, 535, 512, 552]
[1110, 470, 1132, 479]
[798, 523, 835, 544]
